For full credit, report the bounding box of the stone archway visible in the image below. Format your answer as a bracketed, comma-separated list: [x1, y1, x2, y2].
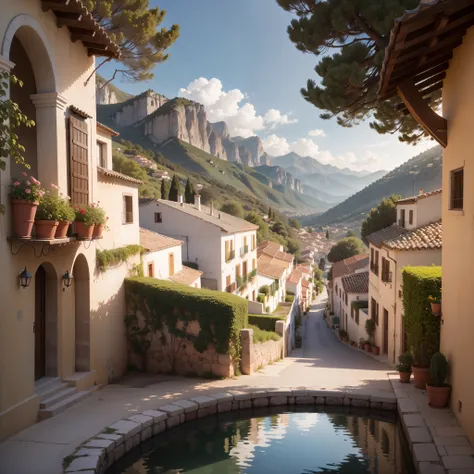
[34, 262, 59, 380]
[73, 254, 91, 372]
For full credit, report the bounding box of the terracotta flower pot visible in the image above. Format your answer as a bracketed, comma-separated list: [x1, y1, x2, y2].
[75, 221, 94, 240]
[55, 221, 70, 239]
[412, 366, 431, 389]
[373, 346, 380, 356]
[427, 384, 451, 408]
[364, 343, 372, 353]
[399, 371, 411, 383]
[93, 224, 104, 238]
[35, 220, 59, 240]
[11, 199, 38, 239]
[430, 302, 441, 314]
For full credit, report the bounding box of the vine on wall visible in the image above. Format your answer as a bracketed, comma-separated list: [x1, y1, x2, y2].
[124, 278, 248, 372]
[402, 266, 441, 367]
[96, 245, 143, 272]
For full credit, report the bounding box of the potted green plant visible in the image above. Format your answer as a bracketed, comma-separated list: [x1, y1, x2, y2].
[55, 195, 75, 238]
[427, 352, 451, 407]
[365, 319, 375, 353]
[88, 202, 108, 238]
[396, 353, 413, 383]
[74, 204, 95, 239]
[34, 193, 61, 239]
[359, 338, 365, 350]
[9, 173, 44, 238]
[428, 295, 441, 315]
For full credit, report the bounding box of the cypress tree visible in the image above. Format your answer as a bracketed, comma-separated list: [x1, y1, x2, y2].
[169, 174, 181, 202]
[184, 178, 195, 204]
[161, 178, 170, 200]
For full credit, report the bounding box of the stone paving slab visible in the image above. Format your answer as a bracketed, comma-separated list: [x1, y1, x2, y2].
[442, 455, 474, 470]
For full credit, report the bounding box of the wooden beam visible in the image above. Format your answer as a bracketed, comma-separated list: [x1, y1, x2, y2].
[397, 79, 447, 147]
[87, 48, 116, 58]
[70, 31, 96, 43]
[82, 41, 108, 50]
[56, 16, 83, 28]
[398, 35, 463, 64]
[416, 71, 446, 90]
[41, 0, 73, 13]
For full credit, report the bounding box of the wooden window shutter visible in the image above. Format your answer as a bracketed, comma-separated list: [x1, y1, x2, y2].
[69, 115, 89, 206]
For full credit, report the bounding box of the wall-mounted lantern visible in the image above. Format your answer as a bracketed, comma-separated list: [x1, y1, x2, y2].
[19, 267, 32, 289]
[62, 270, 74, 289]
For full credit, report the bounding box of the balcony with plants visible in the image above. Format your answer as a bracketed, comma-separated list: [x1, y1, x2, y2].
[248, 268, 257, 282]
[225, 249, 235, 263]
[240, 245, 249, 257]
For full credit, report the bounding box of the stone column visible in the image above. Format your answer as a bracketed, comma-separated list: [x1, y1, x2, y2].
[30, 92, 68, 190]
[240, 328, 253, 375]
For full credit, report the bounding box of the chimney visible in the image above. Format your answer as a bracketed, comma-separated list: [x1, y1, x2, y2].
[210, 202, 214, 216]
[178, 194, 183, 204]
[194, 194, 201, 211]
[419, 188, 423, 195]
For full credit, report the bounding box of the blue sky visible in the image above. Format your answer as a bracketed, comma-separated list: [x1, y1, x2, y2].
[100, 0, 433, 172]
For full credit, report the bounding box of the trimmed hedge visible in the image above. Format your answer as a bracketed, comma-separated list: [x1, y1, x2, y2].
[248, 313, 285, 332]
[249, 324, 281, 343]
[402, 266, 441, 367]
[125, 278, 248, 364]
[285, 294, 295, 303]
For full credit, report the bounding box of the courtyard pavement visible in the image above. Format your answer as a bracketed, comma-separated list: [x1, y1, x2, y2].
[0, 289, 393, 474]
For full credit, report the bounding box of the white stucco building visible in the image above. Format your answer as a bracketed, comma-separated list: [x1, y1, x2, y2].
[0, 1, 144, 441]
[139, 196, 259, 298]
[367, 190, 442, 363]
[140, 228, 202, 287]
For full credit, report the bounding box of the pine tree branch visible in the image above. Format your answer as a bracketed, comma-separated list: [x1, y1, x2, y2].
[352, 12, 387, 49]
[84, 57, 111, 86]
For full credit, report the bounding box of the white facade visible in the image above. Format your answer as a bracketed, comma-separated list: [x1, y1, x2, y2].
[142, 245, 182, 280]
[139, 199, 258, 298]
[332, 266, 367, 322]
[396, 191, 442, 230]
[341, 292, 369, 343]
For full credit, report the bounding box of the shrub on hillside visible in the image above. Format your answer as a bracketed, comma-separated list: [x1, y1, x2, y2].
[327, 237, 365, 263]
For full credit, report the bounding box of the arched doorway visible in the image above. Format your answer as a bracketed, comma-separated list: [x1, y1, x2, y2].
[34, 263, 58, 380]
[73, 254, 91, 372]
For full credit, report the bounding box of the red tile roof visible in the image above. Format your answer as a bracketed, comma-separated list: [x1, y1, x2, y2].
[341, 271, 369, 294]
[169, 266, 203, 286]
[383, 220, 442, 251]
[331, 254, 369, 280]
[396, 189, 442, 205]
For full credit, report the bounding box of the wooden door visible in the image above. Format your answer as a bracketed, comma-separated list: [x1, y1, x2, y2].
[69, 115, 89, 206]
[169, 252, 175, 276]
[35, 265, 46, 380]
[383, 308, 389, 355]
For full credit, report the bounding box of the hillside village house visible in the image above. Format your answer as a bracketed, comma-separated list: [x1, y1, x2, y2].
[330, 254, 369, 327]
[140, 227, 202, 287]
[0, 0, 149, 441]
[378, 0, 474, 442]
[367, 191, 442, 363]
[256, 240, 294, 312]
[139, 196, 259, 299]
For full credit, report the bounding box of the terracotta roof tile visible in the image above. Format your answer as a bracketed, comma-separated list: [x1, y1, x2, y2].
[257, 240, 282, 252]
[287, 271, 302, 285]
[396, 189, 442, 205]
[140, 228, 182, 252]
[257, 258, 286, 279]
[366, 225, 408, 248]
[332, 254, 369, 279]
[97, 122, 119, 136]
[169, 266, 203, 286]
[384, 220, 442, 251]
[97, 166, 142, 185]
[341, 271, 369, 294]
[257, 241, 294, 263]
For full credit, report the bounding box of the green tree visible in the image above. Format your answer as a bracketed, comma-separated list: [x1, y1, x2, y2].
[307, 226, 314, 233]
[286, 237, 301, 255]
[168, 174, 181, 202]
[318, 257, 326, 271]
[326, 229, 330, 240]
[160, 179, 170, 200]
[361, 195, 401, 243]
[277, 0, 431, 144]
[184, 178, 195, 204]
[327, 237, 365, 263]
[272, 220, 289, 239]
[85, 0, 180, 82]
[289, 217, 302, 230]
[113, 153, 147, 181]
[220, 201, 244, 218]
[346, 230, 356, 237]
[268, 206, 273, 219]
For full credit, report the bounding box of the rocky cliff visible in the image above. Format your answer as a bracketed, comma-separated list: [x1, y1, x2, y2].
[141, 98, 211, 154]
[233, 136, 266, 165]
[96, 75, 133, 105]
[207, 123, 227, 160]
[112, 91, 168, 127]
[255, 165, 303, 193]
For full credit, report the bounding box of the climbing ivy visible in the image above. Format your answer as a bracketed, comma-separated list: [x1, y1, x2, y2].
[124, 278, 248, 371]
[96, 245, 143, 272]
[402, 266, 441, 367]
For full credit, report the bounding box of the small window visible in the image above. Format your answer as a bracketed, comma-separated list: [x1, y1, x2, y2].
[409, 210, 413, 225]
[154, 212, 162, 223]
[97, 141, 107, 168]
[399, 209, 406, 228]
[123, 195, 133, 224]
[450, 168, 464, 210]
[148, 263, 154, 278]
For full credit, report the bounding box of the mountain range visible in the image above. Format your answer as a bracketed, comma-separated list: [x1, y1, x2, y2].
[300, 145, 443, 227]
[96, 76, 386, 209]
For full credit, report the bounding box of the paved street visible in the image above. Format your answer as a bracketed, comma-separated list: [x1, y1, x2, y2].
[0, 289, 393, 474]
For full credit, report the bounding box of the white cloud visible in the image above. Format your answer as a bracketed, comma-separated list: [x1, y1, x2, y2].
[179, 77, 295, 138]
[308, 129, 326, 138]
[262, 134, 382, 171]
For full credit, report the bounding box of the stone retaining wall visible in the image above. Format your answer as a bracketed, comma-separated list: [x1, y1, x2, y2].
[63, 389, 397, 473]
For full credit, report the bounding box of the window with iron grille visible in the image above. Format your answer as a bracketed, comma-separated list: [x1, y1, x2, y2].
[123, 195, 133, 224]
[450, 168, 464, 210]
[381, 258, 392, 283]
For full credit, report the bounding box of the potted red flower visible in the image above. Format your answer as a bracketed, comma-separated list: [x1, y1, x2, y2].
[9, 173, 44, 238]
[74, 204, 95, 239]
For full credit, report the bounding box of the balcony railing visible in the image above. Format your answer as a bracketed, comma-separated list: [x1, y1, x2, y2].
[240, 245, 249, 257]
[226, 249, 235, 262]
[226, 282, 236, 293]
[382, 271, 393, 283]
[236, 274, 248, 289]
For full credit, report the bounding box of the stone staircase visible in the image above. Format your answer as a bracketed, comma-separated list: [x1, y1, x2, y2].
[35, 375, 99, 420]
